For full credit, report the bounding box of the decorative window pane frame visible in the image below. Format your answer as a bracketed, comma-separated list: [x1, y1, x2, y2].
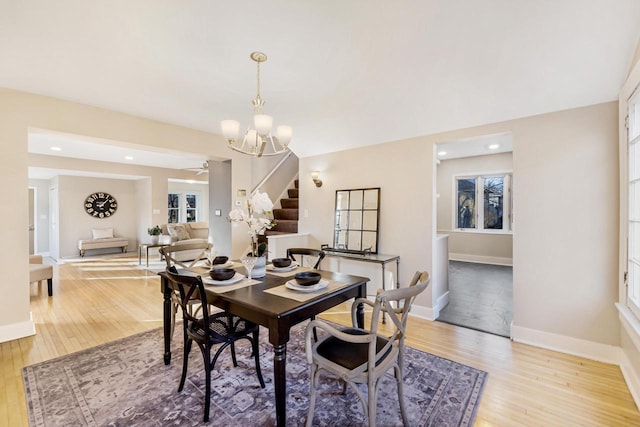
[454, 173, 512, 233]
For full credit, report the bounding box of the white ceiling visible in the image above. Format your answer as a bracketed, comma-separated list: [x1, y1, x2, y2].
[3, 1, 640, 163]
[436, 132, 512, 160]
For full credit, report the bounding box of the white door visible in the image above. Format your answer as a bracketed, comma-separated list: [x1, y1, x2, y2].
[49, 186, 59, 259]
[29, 188, 35, 254]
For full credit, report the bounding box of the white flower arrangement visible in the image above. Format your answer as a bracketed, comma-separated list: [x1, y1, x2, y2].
[229, 190, 276, 257]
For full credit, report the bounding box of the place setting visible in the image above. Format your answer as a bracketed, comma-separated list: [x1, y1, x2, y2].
[265, 271, 346, 302]
[265, 257, 311, 276]
[204, 254, 237, 269]
[201, 255, 260, 292]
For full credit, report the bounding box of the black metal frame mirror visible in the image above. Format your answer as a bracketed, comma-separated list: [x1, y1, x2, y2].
[333, 188, 380, 253]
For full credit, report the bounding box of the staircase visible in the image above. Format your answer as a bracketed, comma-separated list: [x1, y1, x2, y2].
[269, 179, 299, 236]
[262, 180, 299, 244]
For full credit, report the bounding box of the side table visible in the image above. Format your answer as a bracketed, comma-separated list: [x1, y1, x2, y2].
[138, 243, 168, 267]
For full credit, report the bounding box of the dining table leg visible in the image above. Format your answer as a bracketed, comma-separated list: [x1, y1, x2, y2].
[162, 277, 172, 365]
[273, 342, 287, 426]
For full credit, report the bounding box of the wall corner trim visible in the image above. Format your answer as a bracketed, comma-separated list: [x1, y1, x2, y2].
[0, 314, 36, 343]
[448, 253, 513, 266]
[409, 304, 436, 321]
[511, 323, 622, 365]
[617, 303, 640, 353]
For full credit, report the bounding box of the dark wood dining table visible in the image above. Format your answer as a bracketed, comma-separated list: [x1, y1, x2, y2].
[159, 266, 369, 427]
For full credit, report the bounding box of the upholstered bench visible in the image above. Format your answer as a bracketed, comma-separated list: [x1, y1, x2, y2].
[78, 237, 129, 257]
[78, 228, 129, 257]
[29, 255, 53, 297]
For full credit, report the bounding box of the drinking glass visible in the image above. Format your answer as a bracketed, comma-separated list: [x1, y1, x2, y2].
[207, 250, 218, 266]
[240, 256, 258, 280]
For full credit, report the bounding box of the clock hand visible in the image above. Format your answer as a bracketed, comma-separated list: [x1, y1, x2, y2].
[97, 200, 107, 208]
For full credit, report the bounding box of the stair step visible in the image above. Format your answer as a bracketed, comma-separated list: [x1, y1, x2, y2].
[271, 219, 298, 233]
[273, 208, 298, 220]
[294, 179, 299, 189]
[287, 188, 299, 199]
[281, 198, 299, 209]
[265, 230, 296, 237]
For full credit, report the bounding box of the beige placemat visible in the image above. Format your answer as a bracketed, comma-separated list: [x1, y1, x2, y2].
[264, 279, 349, 302]
[265, 265, 313, 277]
[202, 276, 261, 293]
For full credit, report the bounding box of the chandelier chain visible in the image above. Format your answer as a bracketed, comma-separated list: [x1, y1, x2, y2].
[256, 60, 261, 101]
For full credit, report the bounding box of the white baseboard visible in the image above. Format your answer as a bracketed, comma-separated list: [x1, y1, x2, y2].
[415, 301, 639, 410]
[449, 253, 512, 266]
[510, 323, 622, 365]
[410, 304, 436, 321]
[617, 303, 640, 410]
[431, 291, 449, 320]
[620, 352, 640, 411]
[0, 313, 35, 343]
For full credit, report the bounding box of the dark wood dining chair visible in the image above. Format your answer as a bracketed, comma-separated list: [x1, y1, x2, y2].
[304, 271, 431, 427]
[165, 266, 265, 422]
[287, 248, 326, 341]
[160, 243, 212, 341]
[286, 247, 325, 269]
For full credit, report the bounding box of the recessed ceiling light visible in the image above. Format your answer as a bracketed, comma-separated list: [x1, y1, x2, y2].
[488, 144, 500, 150]
[50, 146, 62, 151]
[124, 156, 134, 160]
[437, 151, 447, 156]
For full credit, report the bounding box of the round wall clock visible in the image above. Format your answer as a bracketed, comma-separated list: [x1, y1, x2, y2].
[84, 192, 118, 218]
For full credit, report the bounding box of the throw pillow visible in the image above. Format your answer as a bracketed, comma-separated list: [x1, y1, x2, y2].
[92, 228, 114, 239]
[168, 224, 191, 241]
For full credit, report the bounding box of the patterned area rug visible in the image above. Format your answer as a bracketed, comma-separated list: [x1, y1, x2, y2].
[23, 322, 487, 426]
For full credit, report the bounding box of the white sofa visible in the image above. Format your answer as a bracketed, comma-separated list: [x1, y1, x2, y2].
[159, 221, 209, 262]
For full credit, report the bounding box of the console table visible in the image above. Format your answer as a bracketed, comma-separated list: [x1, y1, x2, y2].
[322, 251, 399, 323]
[323, 250, 399, 289]
[138, 243, 168, 267]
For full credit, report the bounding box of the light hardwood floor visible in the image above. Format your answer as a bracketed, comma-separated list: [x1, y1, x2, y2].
[1, 255, 639, 426]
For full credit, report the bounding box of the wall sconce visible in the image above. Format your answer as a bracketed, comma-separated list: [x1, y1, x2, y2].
[311, 171, 323, 187]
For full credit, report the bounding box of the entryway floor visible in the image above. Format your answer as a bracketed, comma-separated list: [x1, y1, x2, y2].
[437, 260, 513, 338]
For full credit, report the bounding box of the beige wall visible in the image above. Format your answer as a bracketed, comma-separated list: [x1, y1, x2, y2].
[301, 139, 436, 308]
[436, 152, 513, 264]
[300, 101, 619, 347]
[0, 87, 252, 342]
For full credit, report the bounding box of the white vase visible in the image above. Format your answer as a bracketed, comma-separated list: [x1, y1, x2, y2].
[251, 256, 267, 278]
[150, 235, 159, 245]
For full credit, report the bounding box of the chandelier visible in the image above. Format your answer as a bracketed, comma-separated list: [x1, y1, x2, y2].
[220, 52, 292, 157]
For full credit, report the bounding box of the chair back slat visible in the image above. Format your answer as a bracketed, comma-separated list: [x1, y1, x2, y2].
[160, 242, 212, 269]
[286, 248, 325, 269]
[165, 267, 209, 333]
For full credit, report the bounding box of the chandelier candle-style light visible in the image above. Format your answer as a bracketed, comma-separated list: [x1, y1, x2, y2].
[221, 52, 292, 157]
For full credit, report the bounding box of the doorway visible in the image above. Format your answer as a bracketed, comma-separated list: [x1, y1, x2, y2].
[434, 133, 514, 337]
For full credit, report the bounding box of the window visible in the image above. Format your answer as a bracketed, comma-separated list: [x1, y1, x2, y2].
[626, 87, 640, 318]
[168, 193, 199, 223]
[186, 194, 197, 223]
[455, 174, 512, 232]
[168, 194, 180, 223]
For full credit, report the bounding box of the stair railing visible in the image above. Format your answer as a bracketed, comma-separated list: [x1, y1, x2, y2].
[251, 150, 293, 196]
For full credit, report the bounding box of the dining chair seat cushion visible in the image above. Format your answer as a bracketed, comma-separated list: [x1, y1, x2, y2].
[188, 312, 258, 343]
[316, 328, 391, 371]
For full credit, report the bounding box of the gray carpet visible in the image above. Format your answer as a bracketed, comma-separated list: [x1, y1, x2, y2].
[438, 261, 513, 337]
[23, 322, 487, 426]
